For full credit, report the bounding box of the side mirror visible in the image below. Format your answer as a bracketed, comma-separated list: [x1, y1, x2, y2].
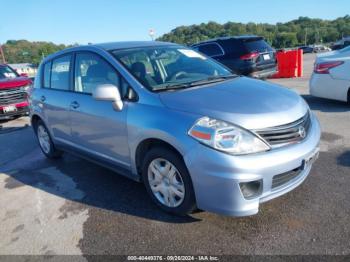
[92, 84, 123, 111]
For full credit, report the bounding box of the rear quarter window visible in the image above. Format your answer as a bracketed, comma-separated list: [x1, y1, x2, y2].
[196, 43, 224, 57]
[42, 62, 52, 88]
[218, 40, 246, 57]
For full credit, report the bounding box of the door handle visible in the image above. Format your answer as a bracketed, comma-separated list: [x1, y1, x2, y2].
[70, 101, 80, 109]
[40, 96, 46, 102]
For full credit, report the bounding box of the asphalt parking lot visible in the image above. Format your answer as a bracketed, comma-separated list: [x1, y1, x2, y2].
[0, 53, 349, 256]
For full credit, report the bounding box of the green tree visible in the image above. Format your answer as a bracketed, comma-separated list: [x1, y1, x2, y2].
[273, 33, 298, 48]
[2, 40, 70, 65]
[158, 16, 350, 48]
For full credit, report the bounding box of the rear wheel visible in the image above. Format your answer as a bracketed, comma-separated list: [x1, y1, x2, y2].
[142, 147, 196, 216]
[35, 120, 63, 159]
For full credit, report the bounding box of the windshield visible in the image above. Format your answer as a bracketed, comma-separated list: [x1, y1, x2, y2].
[0, 65, 18, 80]
[111, 46, 234, 91]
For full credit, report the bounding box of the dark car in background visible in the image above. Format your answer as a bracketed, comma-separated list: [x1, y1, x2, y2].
[299, 46, 314, 54]
[191, 35, 277, 78]
[331, 37, 350, 50]
[0, 64, 31, 120]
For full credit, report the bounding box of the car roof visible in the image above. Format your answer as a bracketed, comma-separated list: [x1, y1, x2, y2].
[42, 41, 180, 62]
[192, 35, 262, 46]
[94, 41, 176, 51]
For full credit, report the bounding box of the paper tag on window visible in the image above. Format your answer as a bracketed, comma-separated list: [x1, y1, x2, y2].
[4, 72, 16, 78]
[178, 49, 206, 59]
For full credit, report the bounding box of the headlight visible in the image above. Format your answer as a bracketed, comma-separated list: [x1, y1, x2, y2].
[20, 84, 32, 92]
[188, 117, 270, 155]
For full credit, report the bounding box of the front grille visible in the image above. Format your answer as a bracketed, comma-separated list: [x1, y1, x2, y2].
[256, 112, 311, 147]
[272, 166, 302, 189]
[0, 87, 27, 106]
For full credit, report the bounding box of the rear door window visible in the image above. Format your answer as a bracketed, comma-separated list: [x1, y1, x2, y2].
[196, 43, 224, 57]
[51, 55, 72, 90]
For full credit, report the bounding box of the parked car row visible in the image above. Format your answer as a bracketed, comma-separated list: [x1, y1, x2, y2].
[298, 45, 332, 54]
[331, 37, 350, 51]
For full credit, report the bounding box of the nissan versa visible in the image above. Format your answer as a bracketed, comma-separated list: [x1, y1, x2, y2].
[30, 41, 321, 216]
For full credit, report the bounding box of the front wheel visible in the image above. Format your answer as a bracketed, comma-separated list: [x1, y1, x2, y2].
[35, 120, 63, 159]
[142, 147, 196, 216]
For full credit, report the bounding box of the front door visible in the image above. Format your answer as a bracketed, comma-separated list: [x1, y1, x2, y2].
[69, 52, 130, 168]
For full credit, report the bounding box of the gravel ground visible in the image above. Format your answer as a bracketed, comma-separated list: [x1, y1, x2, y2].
[0, 53, 349, 257]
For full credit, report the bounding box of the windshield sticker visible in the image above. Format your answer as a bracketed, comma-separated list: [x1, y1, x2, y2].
[178, 49, 206, 60]
[4, 72, 16, 78]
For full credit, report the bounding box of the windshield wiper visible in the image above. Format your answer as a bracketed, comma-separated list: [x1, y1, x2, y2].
[154, 74, 238, 92]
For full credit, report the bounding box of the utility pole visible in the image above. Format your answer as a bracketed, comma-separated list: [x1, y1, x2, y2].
[316, 28, 320, 44]
[0, 44, 6, 64]
[304, 28, 308, 46]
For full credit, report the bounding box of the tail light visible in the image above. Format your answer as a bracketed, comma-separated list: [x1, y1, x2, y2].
[240, 52, 259, 60]
[314, 61, 344, 74]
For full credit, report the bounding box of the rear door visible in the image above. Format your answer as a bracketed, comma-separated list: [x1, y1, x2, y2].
[69, 52, 130, 168]
[38, 54, 75, 142]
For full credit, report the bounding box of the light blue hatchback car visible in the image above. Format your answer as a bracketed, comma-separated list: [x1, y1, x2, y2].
[30, 41, 321, 216]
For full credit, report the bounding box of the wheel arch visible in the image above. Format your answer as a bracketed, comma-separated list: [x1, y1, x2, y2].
[135, 138, 185, 177]
[31, 114, 43, 131]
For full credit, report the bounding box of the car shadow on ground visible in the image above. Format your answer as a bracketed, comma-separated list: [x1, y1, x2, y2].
[2, 151, 201, 224]
[0, 124, 29, 134]
[337, 151, 350, 167]
[302, 95, 349, 112]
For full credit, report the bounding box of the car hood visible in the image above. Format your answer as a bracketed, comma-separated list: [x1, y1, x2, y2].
[159, 77, 308, 130]
[0, 77, 32, 89]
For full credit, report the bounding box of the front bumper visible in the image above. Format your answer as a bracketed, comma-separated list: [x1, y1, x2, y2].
[0, 102, 29, 120]
[184, 113, 321, 216]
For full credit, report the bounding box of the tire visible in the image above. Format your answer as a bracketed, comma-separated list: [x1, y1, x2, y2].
[141, 147, 196, 216]
[35, 120, 63, 159]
